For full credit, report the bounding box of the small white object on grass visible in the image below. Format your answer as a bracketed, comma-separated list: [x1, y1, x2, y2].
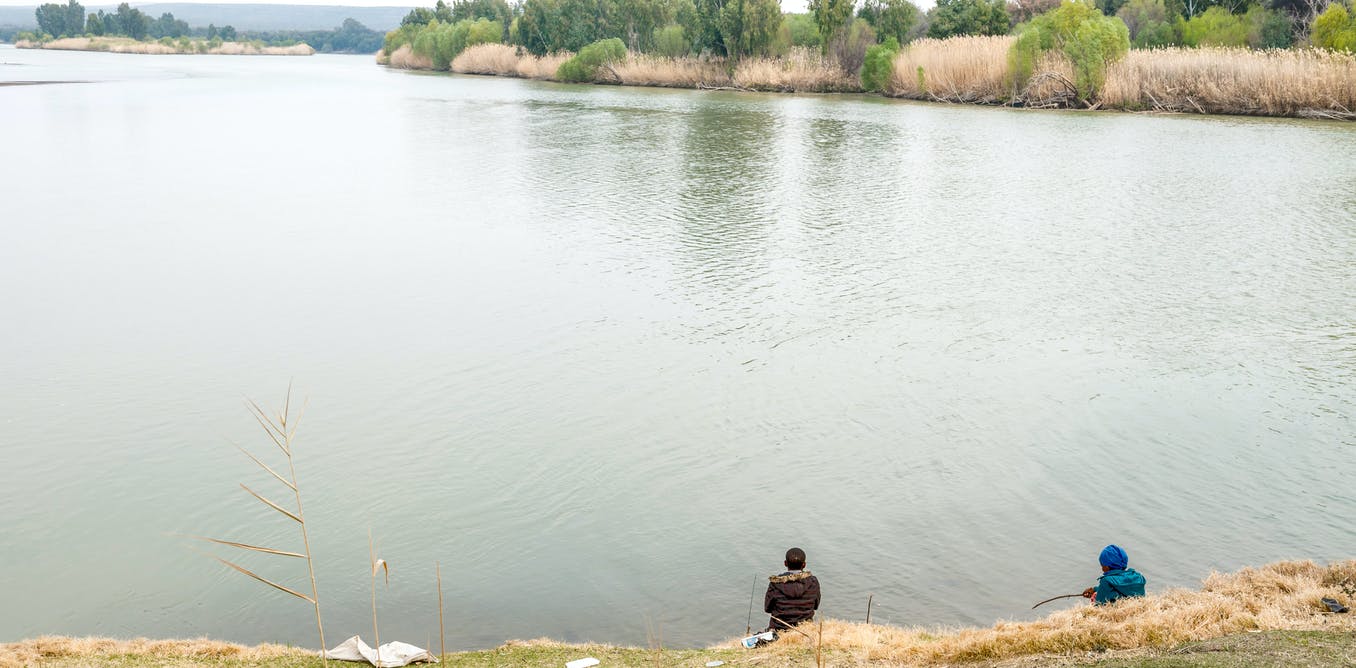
[565, 658, 601, 668]
[706, 661, 726, 667]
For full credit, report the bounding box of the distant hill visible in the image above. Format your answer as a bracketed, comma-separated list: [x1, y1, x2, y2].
[0, 3, 415, 31]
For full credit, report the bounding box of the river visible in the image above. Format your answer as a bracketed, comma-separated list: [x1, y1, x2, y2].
[1, 44, 1353, 650]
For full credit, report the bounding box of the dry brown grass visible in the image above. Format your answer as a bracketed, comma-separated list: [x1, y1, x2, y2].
[739, 560, 1356, 665]
[1102, 47, 1356, 117]
[386, 44, 432, 70]
[612, 53, 730, 88]
[0, 636, 305, 667]
[889, 35, 1015, 103]
[734, 47, 860, 92]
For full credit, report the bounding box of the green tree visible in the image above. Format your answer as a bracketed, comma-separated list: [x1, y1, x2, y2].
[35, 1, 82, 37]
[653, 22, 689, 54]
[809, 0, 855, 48]
[858, 0, 921, 43]
[221, 25, 236, 40]
[1177, 6, 1248, 44]
[927, 0, 1010, 37]
[860, 34, 898, 90]
[781, 12, 821, 45]
[1312, 1, 1356, 51]
[86, 11, 103, 34]
[1116, 0, 1178, 45]
[112, 2, 149, 39]
[692, 0, 726, 52]
[1010, 0, 1129, 100]
[718, 0, 782, 56]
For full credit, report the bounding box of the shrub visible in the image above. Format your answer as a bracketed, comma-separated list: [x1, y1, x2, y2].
[1115, 0, 1176, 47]
[653, 23, 688, 57]
[557, 37, 626, 82]
[1177, 7, 1248, 47]
[1010, 0, 1129, 100]
[861, 35, 900, 90]
[1312, 1, 1356, 52]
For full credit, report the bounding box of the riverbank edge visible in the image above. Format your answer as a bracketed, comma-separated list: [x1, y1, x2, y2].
[5, 560, 1354, 667]
[15, 37, 315, 56]
[377, 41, 1356, 121]
[5, 630, 1355, 667]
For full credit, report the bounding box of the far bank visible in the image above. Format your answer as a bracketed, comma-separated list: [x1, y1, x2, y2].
[16, 36, 314, 55]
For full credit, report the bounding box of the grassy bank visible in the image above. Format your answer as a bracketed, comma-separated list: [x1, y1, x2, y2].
[16, 36, 315, 56]
[4, 561, 1353, 667]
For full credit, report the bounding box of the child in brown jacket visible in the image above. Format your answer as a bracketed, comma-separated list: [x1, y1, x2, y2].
[764, 547, 821, 630]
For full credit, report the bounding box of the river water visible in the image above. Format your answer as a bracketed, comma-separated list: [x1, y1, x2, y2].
[1, 44, 1353, 650]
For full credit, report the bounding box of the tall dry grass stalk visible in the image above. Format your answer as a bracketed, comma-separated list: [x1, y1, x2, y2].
[735, 47, 861, 92]
[194, 389, 326, 657]
[889, 35, 1015, 103]
[746, 560, 1356, 665]
[1102, 47, 1356, 118]
[369, 531, 389, 665]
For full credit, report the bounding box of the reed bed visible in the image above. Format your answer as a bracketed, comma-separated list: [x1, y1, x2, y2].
[734, 47, 861, 92]
[385, 44, 433, 70]
[18, 37, 313, 55]
[452, 43, 525, 76]
[748, 560, 1356, 665]
[613, 53, 730, 88]
[515, 52, 572, 80]
[889, 35, 1016, 103]
[1102, 47, 1356, 118]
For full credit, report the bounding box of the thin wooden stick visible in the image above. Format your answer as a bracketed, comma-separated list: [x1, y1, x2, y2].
[437, 562, 446, 662]
[866, 593, 874, 624]
[816, 618, 824, 668]
[746, 574, 758, 635]
[1032, 593, 1085, 609]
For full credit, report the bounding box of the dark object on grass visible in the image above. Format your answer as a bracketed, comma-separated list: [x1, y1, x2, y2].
[1321, 597, 1348, 613]
[1032, 593, 1085, 609]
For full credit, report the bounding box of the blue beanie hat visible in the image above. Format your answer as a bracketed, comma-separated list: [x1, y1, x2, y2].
[1099, 544, 1129, 570]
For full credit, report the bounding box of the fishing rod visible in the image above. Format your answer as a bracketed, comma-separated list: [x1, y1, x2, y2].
[746, 574, 758, 635]
[1031, 593, 1084, 609]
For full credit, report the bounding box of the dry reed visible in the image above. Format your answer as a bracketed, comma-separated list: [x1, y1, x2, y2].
[386, 44, 433, 70]
[452, 43, 523, 76]
[889, 35, 1015, 103]
[613, 53, 730, 88]
[193, 390, 326, 656]
[1102, 47, 1356, 118]
[734, 47, 860, 92]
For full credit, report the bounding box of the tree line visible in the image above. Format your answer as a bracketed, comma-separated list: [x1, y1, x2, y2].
[383, 0, 1355, 72]
[22, 0, 384, 53]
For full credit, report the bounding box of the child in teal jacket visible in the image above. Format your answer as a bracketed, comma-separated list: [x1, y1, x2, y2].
[1081, 544, 1146, 605]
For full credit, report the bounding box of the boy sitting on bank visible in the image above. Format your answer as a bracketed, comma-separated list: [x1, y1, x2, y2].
[1082, 544, 1147, 605]
[765, 547, 821, 630]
